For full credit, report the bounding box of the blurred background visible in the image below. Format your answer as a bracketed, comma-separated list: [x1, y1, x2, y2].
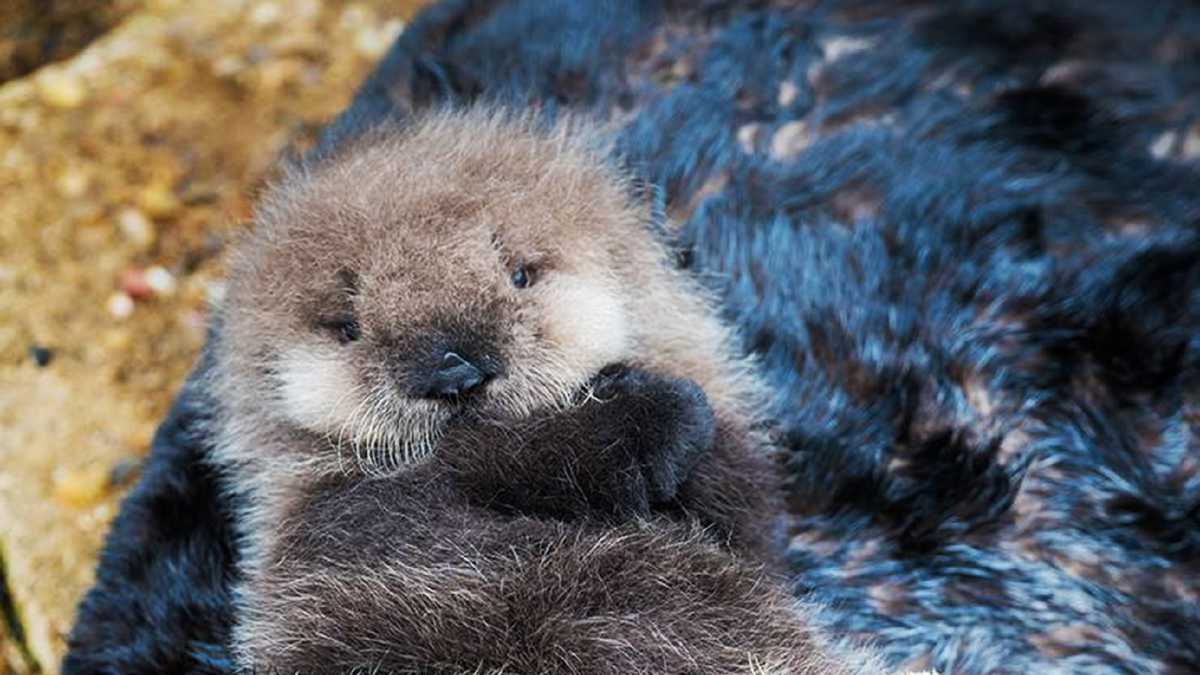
[0, 1, 428, 671]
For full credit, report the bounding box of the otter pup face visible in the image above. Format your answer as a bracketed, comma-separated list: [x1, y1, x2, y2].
[221, 112, 653, 468]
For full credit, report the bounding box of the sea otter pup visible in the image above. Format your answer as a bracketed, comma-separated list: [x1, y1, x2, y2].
[209, 108, 877, 674]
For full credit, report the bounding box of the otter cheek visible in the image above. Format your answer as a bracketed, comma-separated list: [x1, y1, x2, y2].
[543, 278, 631, 369]
[276, 345, 362, 434]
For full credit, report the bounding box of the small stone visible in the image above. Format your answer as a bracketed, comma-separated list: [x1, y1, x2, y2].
[271, 33, 326, 58]
[138, 183, 181, 218]
[54, 465, 111, 508]
[36, 69, 88, 109]
[103, 329, 132, 352]
[212, 54, 247, 78]
[246, 45, 270, 66]
[383, 19, 406, 43]
[72, 50, 104, 76]
[249, 2, 282, 26]
[56, 168, 91, 198]
[354, 20, 404, 60]
[258, 59, 305, 91]
[120, 268, 153, 300]
[1, 147, 28, 169]
[28, 345, 53, 367]
[293, 0, 321, 20]
[339, 4, 373, 30]
[144, 265, 177, 296]
[107, 292, 135, 319]
[117, 207, 156, 250]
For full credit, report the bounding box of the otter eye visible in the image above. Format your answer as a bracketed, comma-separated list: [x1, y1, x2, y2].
[511, 265, 534, 289]
[319, 316, 360, 344]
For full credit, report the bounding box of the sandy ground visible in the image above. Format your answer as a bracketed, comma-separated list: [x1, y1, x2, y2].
[0, 1, 428, 671]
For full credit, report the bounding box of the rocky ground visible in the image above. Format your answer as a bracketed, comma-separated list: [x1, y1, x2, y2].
[0, 1, 427, 671]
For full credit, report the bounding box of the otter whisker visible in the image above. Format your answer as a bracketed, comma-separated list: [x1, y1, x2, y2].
[338, 383, 382, 473]
[356, 390, 392, 475]
[329, 382, 371, 474]
[338, 386, 376, 475]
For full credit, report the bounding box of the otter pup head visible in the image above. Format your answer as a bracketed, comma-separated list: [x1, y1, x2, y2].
[218, 110, 668, 471]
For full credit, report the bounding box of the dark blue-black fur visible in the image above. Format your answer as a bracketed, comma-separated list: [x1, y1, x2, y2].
[61, 346, 238, 675]
[64, 1, 1200, 673]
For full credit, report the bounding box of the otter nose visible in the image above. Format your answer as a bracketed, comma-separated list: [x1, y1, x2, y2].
[425, 352, 486, 398]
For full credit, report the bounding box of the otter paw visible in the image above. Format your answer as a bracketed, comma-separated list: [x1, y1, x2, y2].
[589, 366, 717, 505]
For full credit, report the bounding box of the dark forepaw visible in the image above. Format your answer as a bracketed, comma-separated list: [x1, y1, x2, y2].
[588, 366, 717, 505]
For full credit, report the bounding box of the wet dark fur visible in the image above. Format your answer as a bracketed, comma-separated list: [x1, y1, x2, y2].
[65, 1, 1200, 673]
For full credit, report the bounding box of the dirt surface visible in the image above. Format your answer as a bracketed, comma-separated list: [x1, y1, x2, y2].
[0, 1, 428, 671]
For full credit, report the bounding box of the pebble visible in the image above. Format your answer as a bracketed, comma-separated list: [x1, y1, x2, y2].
[28, 344, 53, 367]
[117, 207, 156, 249]
[144, 265, 177, 296]
[211, 54, 247, 78]
[56, 168, 92, 198]
[103, 329, 132, 352]
[339, 4, 373, 30]
[2, 146, 28, 169]
[54, 465, 111, 508]
[293, 0, 321, 20]
[107, 291, 135, 319]
[249, 1, 283, 26]
[271, 33, 326, 58]
[120, 267, 154, 300]
[258, 59, 304, 91]
[138, 183, 181, 218]
[36, 69, 88, 109]
[354, 20, 404, 60]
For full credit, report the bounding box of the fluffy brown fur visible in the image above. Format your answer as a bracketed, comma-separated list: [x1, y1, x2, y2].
[209, 108, 877, 674]
[241, 471, 875, 674]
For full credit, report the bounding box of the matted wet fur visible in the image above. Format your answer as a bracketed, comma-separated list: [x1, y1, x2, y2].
[207, 109, 872, 674]
[66, 1, 1200, 674]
